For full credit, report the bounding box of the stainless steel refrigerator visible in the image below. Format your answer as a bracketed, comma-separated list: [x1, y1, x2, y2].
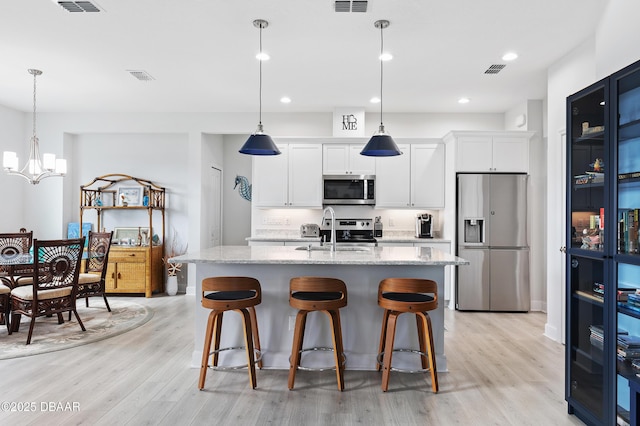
[456, 173, 530, 311]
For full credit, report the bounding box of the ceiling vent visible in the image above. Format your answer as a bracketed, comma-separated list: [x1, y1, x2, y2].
[484, 64, 506, 74]
[335, 1, 368, 13]
[126, 70, 155, 81]
[53, 1, 102, 12]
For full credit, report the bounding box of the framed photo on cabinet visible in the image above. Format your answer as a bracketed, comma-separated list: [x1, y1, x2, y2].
[117, 186, 142, 206]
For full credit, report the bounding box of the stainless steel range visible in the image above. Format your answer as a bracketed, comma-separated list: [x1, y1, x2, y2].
[320, 218, 377, 246]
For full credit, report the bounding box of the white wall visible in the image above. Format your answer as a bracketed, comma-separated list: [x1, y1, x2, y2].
[595, 3, 640, 79]
[545, 37, 599, 342]
[222, 134, 253, 245]
[0, 104, 26, 230]
[72, 133, 189, 245]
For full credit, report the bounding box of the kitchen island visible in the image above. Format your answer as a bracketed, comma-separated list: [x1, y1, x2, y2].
[171, 245, 468, 372]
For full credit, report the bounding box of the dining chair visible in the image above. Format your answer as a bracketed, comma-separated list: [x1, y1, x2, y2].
[0, 230, 33, 331]
[10, 238, 86, 345]
[75, 231, 113, 312]
[0, 231, 33, 287]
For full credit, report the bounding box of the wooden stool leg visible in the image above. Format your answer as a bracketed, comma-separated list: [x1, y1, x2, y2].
[381, 311, 399, 392]
[199, 310, 217, 390]
[239, 308, 257, 389]
[212, 311, 224, 367]
[418, 312, 438, 393]
[416, 314, 429, 370]
[377, 309, 391, 371]
[288, 310, 308, 390]
[325, 309, 345, 391]
[248, 306, 262, 369]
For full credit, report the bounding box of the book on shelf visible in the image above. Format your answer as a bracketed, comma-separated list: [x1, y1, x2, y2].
[618, 288, 637, 302]
[618, 171, 640, 181]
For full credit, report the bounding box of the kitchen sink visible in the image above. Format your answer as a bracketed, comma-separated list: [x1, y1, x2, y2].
[295, 245, 372, 252]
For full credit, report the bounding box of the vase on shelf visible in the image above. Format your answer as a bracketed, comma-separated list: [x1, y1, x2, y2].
[166, 275, 178, 296]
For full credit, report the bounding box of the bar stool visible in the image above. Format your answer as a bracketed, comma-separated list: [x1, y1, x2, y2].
[198, 276, 263, 391]
[288, 276, 347, 391]
[376, 278, 438, 393]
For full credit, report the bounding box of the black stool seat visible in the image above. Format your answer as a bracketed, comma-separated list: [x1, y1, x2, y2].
[381, 292, 434, 303]
[205, 290, 256, 301]
[292, 291, 342, 301]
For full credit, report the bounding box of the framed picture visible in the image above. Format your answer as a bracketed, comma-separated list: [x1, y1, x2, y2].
[67, 222, 92, 247]
[113, 227, 150, 245]
[117, 186, 142, 206]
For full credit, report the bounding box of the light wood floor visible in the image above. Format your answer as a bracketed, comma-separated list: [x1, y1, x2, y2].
[0, 295, 583, 425]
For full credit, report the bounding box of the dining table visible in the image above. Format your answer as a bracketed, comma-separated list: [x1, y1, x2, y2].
[0, 253, 34, 288]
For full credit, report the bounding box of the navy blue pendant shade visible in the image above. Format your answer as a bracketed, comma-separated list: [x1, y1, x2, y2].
[239, 19, 281, 156]
[360, 125, 402, 156]
[361, 19, 402, 157]
[240, 124, 281, 155]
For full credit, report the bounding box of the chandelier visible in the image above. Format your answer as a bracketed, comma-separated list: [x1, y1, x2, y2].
[3, 69, 67, 184]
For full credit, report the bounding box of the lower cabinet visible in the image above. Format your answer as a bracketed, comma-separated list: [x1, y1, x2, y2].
[106, 246, 163, 297]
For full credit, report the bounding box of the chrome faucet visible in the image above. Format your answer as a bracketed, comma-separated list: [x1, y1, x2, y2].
[322, 206, 336, 252]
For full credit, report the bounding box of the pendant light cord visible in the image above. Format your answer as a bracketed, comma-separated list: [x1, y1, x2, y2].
[32, 70, 37, 138]
[259, 23, 263, 127]
[379, 23, 384, 127]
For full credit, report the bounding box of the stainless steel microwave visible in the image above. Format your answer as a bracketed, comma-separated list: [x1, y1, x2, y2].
[322, 175, 375, 205]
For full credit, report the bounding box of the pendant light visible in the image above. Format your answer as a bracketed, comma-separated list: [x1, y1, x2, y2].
[239, 19, 281, 155]
[360, 20, 402, 157]
[3, 69, 68, 184]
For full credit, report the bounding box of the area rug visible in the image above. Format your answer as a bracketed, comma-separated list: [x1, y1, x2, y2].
[0, 299, 153, 359]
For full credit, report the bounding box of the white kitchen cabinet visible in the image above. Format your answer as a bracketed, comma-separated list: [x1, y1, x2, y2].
[454, 133, 530, 173]
[253, 144, 322, 207]
[375, 143, 445, 208]
[323, 144, 375, 175]
[411, 144, 445, 208]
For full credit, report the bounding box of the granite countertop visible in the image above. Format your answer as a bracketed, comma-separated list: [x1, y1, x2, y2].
[170, 245, 468, 266]
[246, 233, 450, 244]
[375, 236, 450, 243]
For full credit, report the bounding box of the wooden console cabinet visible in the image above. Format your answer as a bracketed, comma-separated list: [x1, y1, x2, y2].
[105, 245, 163, 297]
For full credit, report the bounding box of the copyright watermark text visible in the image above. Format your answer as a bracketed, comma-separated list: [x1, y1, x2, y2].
[1, 401, 80, 412]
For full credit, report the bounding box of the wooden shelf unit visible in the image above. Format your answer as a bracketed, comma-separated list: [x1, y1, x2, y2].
[79, 174, 165, 297]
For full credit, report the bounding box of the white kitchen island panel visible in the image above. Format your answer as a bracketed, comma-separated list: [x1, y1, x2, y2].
[171, 245, 467, 373]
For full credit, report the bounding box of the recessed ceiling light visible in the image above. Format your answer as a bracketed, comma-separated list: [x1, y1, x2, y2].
[280, 96, 291, 103]
[379, 52, 393, 61]
[458, 97, 470, 104]
[502, 52, 518, 61]
[256, 52, 270, 61]
[370, 97, 381, 103]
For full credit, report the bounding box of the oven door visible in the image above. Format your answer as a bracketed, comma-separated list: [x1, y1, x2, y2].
[322, 175, 375, 205]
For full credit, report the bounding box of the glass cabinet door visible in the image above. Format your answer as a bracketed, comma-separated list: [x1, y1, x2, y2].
[615, 66, 640, 256]
[568, 255, 606, 422]
[614, 63, 640, 426]
[568, 84, 607, 252]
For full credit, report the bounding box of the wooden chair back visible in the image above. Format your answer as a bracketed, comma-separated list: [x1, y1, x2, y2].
[32, 238, 84, 299]
[289, 276, 347, 311]
[85, 231, 113, 276]
[377, 278, 438, 313]
[201, 276, 262, 311]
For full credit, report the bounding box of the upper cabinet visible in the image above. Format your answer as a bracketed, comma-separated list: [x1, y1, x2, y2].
[323, 144, 376, 175]
[376, 143, 445, 208]
[451, 132, 532, 173]
[253, 144, 323, 208]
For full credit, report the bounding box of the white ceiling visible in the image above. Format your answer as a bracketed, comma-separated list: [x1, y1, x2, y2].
[0, 0, 607, 114]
